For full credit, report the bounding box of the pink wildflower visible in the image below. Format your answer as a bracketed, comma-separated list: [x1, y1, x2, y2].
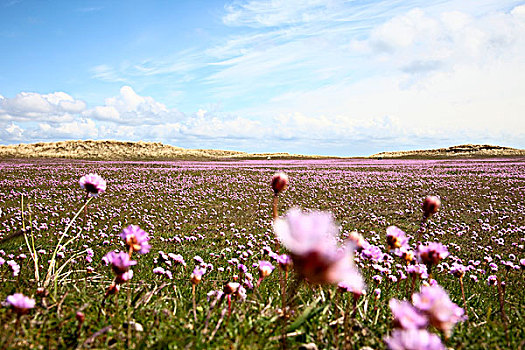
[417, 243, 449, 266]
[389, 299, 428, 329]
[412, 284, 465, 336]
[385, 329, 445, 350]
[79, 173, 106, 196]
[386, 226, 409, 251]
[6, 293, 35, 316]
[274, 208, 364, 290]
[422, 196, 441, 218]
[121, 225, 151, 254]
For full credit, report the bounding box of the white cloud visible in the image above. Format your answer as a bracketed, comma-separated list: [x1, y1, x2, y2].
[36, 118, 98, 139]
[83, 86, 179, 125]
[0, 91, 86, 122]
[223, 0, 344, 27]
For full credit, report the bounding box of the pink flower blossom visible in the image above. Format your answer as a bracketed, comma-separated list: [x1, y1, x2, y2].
[6, 293, 35, 316]
[79, 173, 106, 197]
[271, 172, 289, 194]
[121, 225, 151, 254]
[386, 226, 409, 251]
[412, 284, 465, 336]
[104, 251, 137, 276]
[385, 329, 445, 350]
[389, 299, 428, 330]
[422, 196, 441, 218]
[274, 208, 364, 290]
[417, 243, 449, 266]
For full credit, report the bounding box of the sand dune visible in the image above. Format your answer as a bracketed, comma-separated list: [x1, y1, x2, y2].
[0, 140, 523, 160]
[370, 144, 525, 159]
[0, 140, 321, 160]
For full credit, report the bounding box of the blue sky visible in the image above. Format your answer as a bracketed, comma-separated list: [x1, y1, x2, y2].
[1, 0, 524, 156]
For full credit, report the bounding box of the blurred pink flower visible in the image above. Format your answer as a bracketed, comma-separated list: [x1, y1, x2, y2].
[104, 251, 137, 277]
[412, 284, 465, 336]
[389, 299, 428, 330]
[274, 208, 364, 290]
[121, 225, 151, 254]
[386, 226, 409, 251]
[385, 329, 445, 350]
[417, 243, 449, 266]
[6, 293, 35, 316]
[422, 196, 441, 218]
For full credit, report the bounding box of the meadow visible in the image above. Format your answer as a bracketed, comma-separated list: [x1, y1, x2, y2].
[0, 158, 523, 349]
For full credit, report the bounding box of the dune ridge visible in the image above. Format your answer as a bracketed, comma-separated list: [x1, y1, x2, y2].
[370, 144, 525, 159]
[0, 140, 321, 160]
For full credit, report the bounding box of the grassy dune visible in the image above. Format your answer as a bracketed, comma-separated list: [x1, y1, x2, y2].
[370, 144, 525, 159]
[0, 140, 325, 160]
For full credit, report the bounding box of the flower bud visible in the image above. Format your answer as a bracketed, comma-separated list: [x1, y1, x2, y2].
[76, 311, 85, 323]
[271, 172, 289, 194]
[223, 282, 240, 295]
[191, 267, 204, 284]
[258, 261, 275, 278]
[422, 196, 441, 217]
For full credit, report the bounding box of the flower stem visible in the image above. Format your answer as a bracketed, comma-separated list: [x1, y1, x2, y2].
[459, 276, 467, 317]
[192, 284, 197, 323]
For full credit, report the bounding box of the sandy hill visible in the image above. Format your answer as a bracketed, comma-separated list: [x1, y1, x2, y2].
[0, 140, 321, 160]
[370, 144, 525, 159]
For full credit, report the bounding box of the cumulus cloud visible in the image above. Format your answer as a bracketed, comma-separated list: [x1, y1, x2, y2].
[83, 86, 181, 125]
[0, 91, 86, 122]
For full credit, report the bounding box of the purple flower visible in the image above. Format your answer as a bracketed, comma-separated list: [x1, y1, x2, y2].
[116, 270, 134, 283]
[389, 299, 428, 329]
[121, 225, 150, 254]
[79, 173, 106, 196]
[417, 243, 449, 266]
[86, 248, 94, 263]
[153, 267, 166, 275]
[412, 284, 465, 336]
[449, 263, 466, 278]
[487, 275, 498, 286]
[258, 260, 275, 278]
[385, 329, 445, 350]
[238, 264, 248, 274]
[276, 254, 293, 271]
[168, 253, 186, 266]
[274, 208, 364, 290]
[7, 260, 20, 277]
[104, 251, 137, 276]
[361, 245, 384, 262]
[386, 226, 409, 251]
[191, 266, 205, 284]
[6, 293, 35, 316]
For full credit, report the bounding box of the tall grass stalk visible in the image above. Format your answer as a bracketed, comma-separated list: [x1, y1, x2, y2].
[43, 197, 93, 296]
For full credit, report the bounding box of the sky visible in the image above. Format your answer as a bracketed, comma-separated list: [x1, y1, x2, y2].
[0, 0, 524, 156]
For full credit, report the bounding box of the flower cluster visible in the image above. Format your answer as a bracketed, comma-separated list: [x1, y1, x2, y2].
[385, 283, 466, 349]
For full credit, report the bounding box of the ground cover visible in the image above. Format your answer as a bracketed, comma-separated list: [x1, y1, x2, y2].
[0, 158, 523, 349]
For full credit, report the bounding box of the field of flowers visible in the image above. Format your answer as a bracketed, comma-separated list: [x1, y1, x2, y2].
[0, 158, 523, 349]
